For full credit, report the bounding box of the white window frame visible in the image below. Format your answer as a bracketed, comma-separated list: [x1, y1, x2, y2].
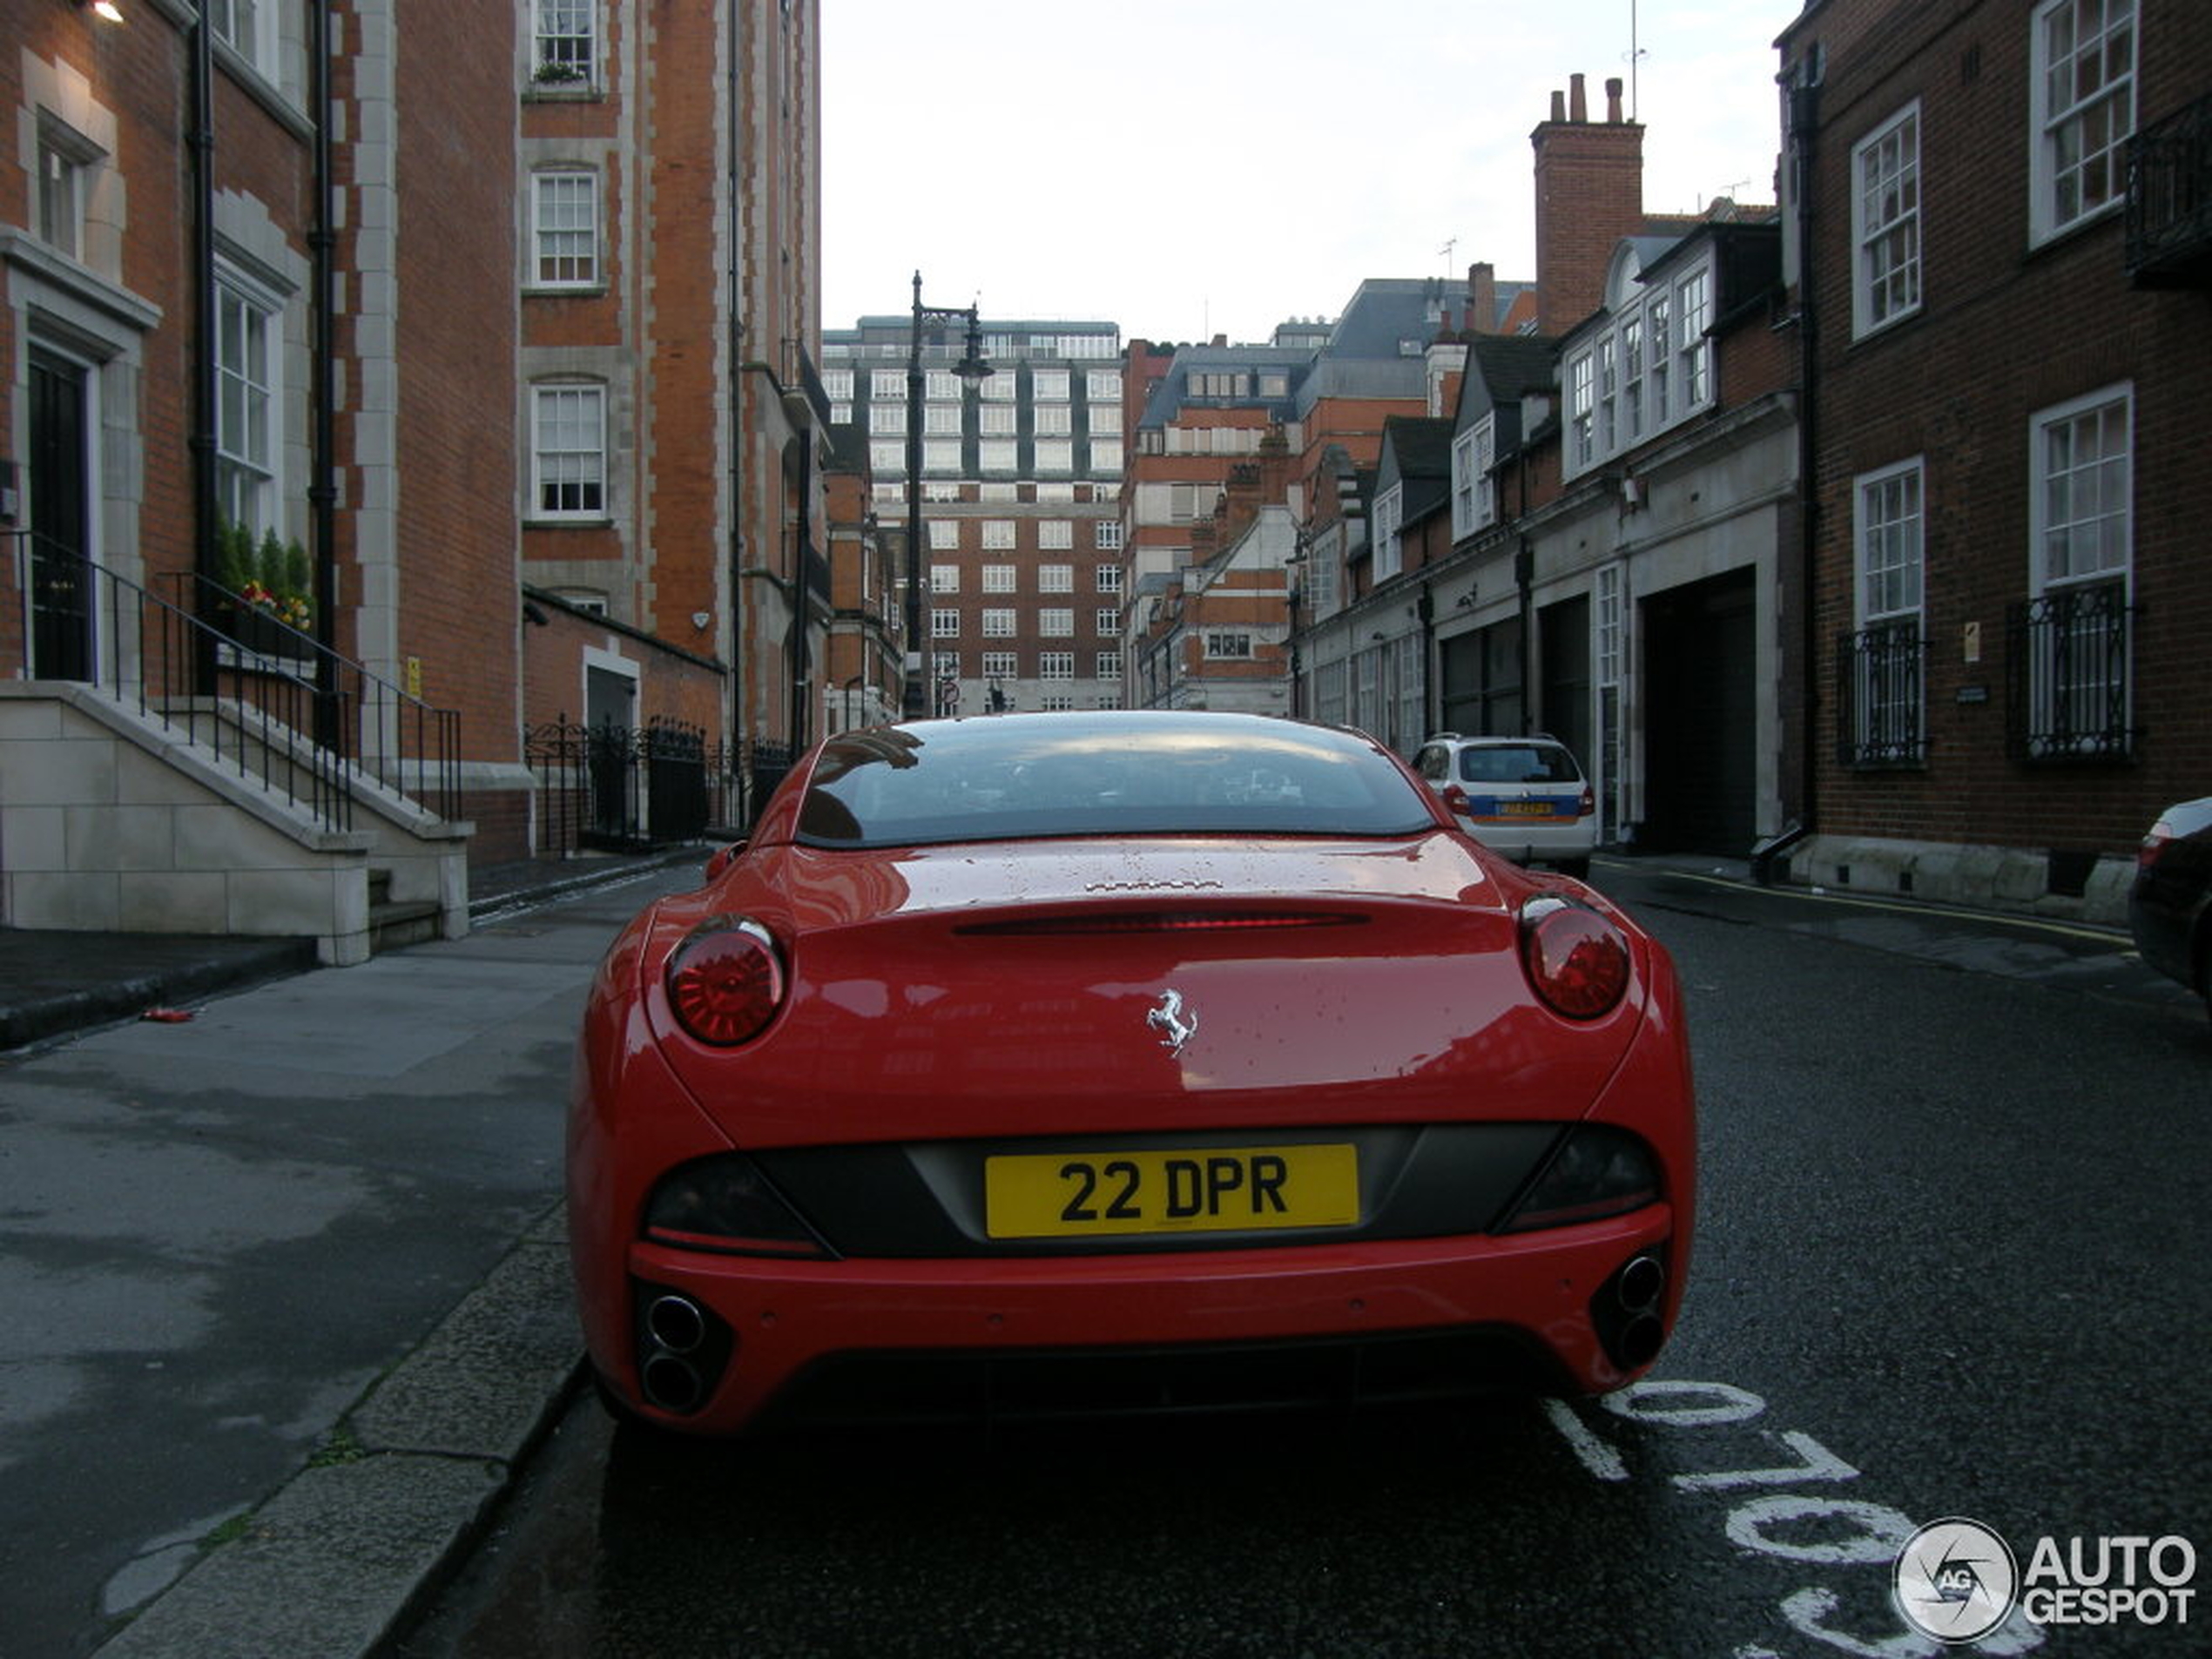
[212, 0, 280, 78]
[982, 608, 1017, 637]
[2025, 382, 2134, 754]
[1096, 608, 1120, 637]
[2029, 383, 2133, 594]
[981, 520, 1016, 550]
[213, 265, 282, 533]
[927, 518, 961, 551]
[981, 651, 1018, 678]
[1039, 651, 1076, 680]
[1856, 459, 1926, 625]
[1852, 103, 1922, 338]
[1451, 419, 1497, 538]
[531, 382, 607, 519]
[1038, 564, 1074, 593]
[1039, 608, 1075, 638]
[531, 0, 595, 87]
[931, 608, 961, 639]
[1851, 458, 1927, 761]
[1095, 563, 1123, 592]
[1372, 485, 1404, 583]
[982, 564, 1016, 593]
[1205, 631, 1254, 659]
[979, 439, 1018, 474]
[2029, 0, 2136, 246]
[531, 169, 599, 289]
[1034, 439, 1074, 475]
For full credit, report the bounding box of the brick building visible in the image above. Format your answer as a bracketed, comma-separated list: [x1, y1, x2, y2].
[1778, 0, 2210, 921]
[518, 0, 826, 820]
[822, 314, 1125, 717]
[2, 0, 518, 960]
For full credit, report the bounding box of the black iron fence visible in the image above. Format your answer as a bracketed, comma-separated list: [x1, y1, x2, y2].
[10, 535, 459, 833]
[1835, 618, 1925, 767]
[2127, 91, 2212, 288]
[528, 718, 752, 856]
[2006, 581, 2136, 763]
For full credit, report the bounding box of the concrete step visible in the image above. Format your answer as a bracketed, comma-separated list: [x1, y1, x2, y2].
[368, 869, 441, 955]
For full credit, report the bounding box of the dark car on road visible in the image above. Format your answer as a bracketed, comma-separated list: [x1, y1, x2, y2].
[2130, 795, 2212, 1024]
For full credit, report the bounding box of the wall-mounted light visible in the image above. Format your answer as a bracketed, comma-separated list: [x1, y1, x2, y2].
[691, 610, 711, 631]
[82, 0, 125, 21]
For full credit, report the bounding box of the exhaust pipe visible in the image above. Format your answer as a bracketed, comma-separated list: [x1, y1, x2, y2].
[640, 1351, 705, 1414]
[1615, 1253, 1665, 1314]
[1616, 1312, 1665, 1369]
[647, 1293, 708, 1354]
[628, 1281, 732, 1417]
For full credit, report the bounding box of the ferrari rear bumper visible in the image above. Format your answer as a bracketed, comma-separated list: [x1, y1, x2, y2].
[606, 1204, 1678, 1434]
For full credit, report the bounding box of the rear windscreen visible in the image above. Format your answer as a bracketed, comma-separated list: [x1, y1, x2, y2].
[1457, 745, 1580, 785]
[796, 714, 1438, 847]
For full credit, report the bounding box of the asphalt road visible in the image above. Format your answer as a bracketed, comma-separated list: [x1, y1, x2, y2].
[387, 860, 2210, 1659]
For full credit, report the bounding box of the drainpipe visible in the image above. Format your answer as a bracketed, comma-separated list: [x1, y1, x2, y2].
[308, 0, 339, 744]
[725, 0, 746, 779]
[188, 6, 219, 586]
[786, 432, 813, 753]
[1756, 71, 1823, 886]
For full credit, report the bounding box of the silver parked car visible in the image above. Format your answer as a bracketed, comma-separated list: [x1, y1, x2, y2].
[1414, 733, 1597, 880]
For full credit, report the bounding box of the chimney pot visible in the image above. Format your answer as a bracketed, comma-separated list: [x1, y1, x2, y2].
[1607, 77, 1624, 122]
[1550, 89, 1566, 123]
[1570, 72, 1588, 123]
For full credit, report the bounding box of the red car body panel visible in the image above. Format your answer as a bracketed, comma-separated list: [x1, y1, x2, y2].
[568, 715, 1695, 1434]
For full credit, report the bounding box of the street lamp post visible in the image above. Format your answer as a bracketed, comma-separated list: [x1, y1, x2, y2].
[901, 271, 992, 721]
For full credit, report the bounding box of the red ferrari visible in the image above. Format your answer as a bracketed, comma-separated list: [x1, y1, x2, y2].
[568, 711, 1693, 1434]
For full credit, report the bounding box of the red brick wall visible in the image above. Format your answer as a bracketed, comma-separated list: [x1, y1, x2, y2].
[389, 3, 520, 770]
[1791, 0, 2212, 857]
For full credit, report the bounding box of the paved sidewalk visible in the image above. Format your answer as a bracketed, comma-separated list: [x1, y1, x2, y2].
[0, 847, 705, 1659]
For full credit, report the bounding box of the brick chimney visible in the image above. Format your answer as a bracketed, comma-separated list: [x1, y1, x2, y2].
[1531, 72, 1644, 335]
[1467, 261, 1498, 334]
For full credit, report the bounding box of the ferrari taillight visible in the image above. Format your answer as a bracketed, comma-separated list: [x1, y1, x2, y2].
[666, 917, 785, 1045]
[2139, 819, 2175, 872]
[1518, 896, 1630, 1020]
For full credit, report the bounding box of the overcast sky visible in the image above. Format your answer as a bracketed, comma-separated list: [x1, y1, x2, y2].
[819, 0, 1804, 347]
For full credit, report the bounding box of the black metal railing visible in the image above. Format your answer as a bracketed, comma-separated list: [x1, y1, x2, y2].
[2126, 92, 2212, 288]
[1835, 618, 1925, 766]
[2006, 580, 2136, 763]
[10, 536, 458, 833]
[526, 718, 738, 857]
[172, 570, 462, 823]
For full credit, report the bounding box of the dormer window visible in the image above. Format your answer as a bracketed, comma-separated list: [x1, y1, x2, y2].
[1562, 252, 1716, 480]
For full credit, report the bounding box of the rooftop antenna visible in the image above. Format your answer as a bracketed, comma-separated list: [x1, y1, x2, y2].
[1624, 0, 1647, 120]
[1440, 236, 1458, 275]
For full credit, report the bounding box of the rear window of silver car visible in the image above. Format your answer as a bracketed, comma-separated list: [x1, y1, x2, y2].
[796, 713, 1438, 847]
[1457, 744, 1581, 786]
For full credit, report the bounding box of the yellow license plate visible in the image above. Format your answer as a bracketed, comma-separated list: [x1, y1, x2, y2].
[1499, 799, 1559, 816]
[985, 1144, 1359, 1239]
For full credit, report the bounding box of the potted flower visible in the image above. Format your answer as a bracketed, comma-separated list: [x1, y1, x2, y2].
[217, 523, 314, 659]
